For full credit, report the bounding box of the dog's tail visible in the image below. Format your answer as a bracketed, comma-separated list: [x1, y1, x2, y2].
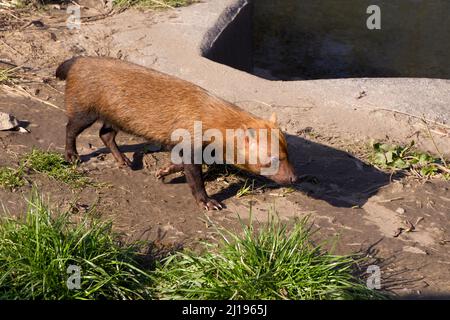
[55, 57, 79, 80]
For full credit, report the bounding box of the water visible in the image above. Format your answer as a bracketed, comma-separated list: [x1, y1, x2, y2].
[253, 0, 450, 80]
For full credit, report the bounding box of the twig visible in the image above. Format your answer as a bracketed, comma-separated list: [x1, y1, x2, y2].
[44, 83, 64, 95]
[0, 60, 17, 67]
[372, 108, 450, 130]
[0, 38, 23, 56]
[81, 8, 116, 22]
[1, 84, 64, 111]
[421, 116, 448, 168]
[435, 163, 450, 174]
[377, 197, 404, 203]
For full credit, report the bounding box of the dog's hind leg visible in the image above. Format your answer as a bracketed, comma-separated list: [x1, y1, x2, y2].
[99, 122, 131, 167]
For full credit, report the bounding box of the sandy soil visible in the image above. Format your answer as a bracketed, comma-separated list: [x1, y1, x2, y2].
[0, 3, 449, 298]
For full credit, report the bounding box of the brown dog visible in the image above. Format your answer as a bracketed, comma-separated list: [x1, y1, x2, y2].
[56, 57, 297, 210]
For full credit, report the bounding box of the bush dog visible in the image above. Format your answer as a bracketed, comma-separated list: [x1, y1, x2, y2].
[56, 57, 297, 210]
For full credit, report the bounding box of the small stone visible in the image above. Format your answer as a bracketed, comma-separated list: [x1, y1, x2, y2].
[0, 112, 19, 131]
[396, 207, 405, 214]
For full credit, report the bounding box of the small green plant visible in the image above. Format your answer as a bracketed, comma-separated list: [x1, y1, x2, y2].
[0, 167, 25, 191]
[371, 141, 450, 179]
[236, 179, 254, 198]
[152, 215, 386, 300]
[22, 149, 90, 187]
[282, 187, 296, 194]
[0, 67, 19, 85]
[0, 190, 153, 299]
[113, 0, 195, 9]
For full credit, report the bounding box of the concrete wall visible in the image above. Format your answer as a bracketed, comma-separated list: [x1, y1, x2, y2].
[202, 0, 253, 72]
[253, 0, 450, 80]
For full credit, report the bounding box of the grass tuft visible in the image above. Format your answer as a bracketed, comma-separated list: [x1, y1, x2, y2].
[0, 189, 153, 299]
[152, 215, 386, 300]
[0, 167, 25, 191]
[0, 190, 388, 300]
[21, 149, 90, 188]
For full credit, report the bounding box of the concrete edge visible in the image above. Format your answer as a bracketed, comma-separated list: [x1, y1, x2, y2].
[199, 0, 249, 55]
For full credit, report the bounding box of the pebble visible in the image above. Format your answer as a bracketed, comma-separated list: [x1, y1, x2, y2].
[396, 207, 406, 214]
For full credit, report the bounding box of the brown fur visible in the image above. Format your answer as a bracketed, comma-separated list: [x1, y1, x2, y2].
[57, 57, 297, 209]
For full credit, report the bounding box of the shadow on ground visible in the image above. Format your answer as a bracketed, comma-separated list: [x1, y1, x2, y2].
[285, 134, 397, 207]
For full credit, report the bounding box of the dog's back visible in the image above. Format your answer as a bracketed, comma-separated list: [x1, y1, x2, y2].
[58, 57, 263, 145]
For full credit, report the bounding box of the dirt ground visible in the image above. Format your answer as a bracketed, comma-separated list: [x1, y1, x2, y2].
[0, 3, 449, 298]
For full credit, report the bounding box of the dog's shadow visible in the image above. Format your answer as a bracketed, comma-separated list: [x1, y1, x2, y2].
[80, 134, 395, 208]
[284, 134, 397, 207]
[80, 143, 151, 171]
